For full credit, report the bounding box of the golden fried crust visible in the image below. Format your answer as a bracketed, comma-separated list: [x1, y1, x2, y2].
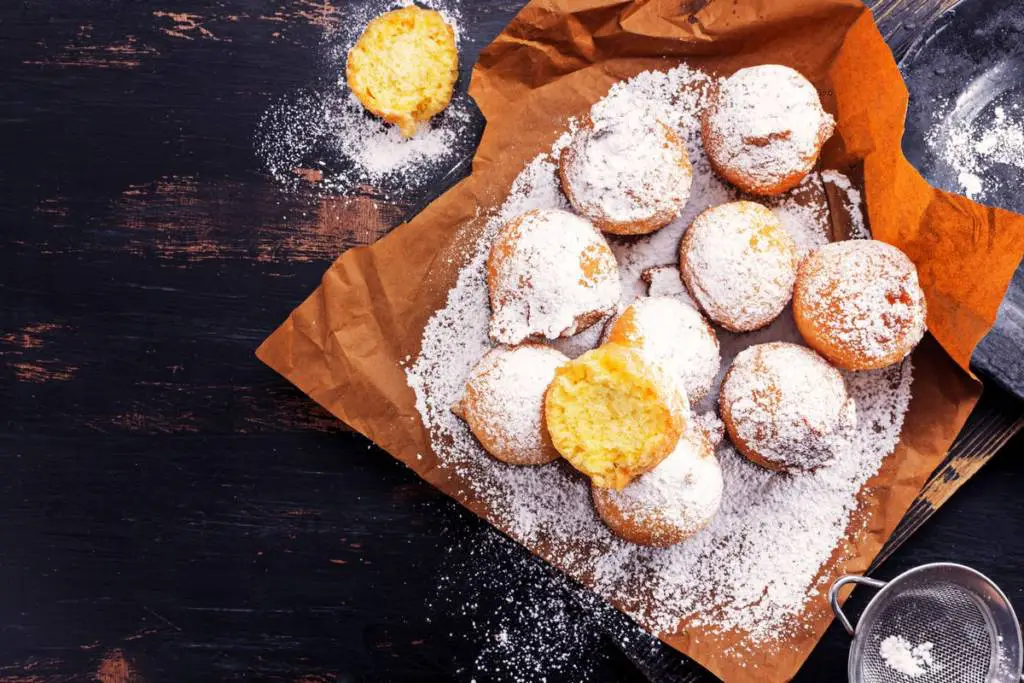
[346, 6, 458, 137]
[453, 343, 565, 466]
[591, 487, 686, 547]
[718, 361, 788, 473]
[792, 241, 927, 370]
[700, 112, 816, 196]
[591, 429, 719, 547]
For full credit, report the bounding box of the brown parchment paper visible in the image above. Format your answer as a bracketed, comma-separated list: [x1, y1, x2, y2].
[257, 1, 1024, 680]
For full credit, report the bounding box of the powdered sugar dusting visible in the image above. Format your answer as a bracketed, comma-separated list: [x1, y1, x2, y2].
[457, 345, 568, 464]
[562, 106, 692, 228]
[928, 100, 1024, 201]
[720, 342, 857, 471]
[704, 65, 835, 191]
[488, 209, 621, 345]
[880, 635, 936, 678]
[796, 240, 927, 366]
[681, 201, 799, 332]
[604, 296, 721, 402]
[596, 429, 724, 540]
[406, 63, 913, 656]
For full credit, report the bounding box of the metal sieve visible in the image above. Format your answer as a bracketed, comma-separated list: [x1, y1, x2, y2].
[829, 563, 1024, 683]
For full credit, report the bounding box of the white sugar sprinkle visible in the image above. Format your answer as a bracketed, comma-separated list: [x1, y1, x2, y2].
[880, 635, 936, 678]
[561, 104, 692, 228]
[704, 65, 835, 191]
[407, 62, 913, 657]
[487, 209, 621, 345]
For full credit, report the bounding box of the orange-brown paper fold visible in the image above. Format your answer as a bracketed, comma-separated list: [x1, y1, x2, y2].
[257, 1, 1024, 680]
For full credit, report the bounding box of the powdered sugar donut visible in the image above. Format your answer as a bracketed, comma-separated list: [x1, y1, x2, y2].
[719, 342, 857, 473]
[487, 209, 621, 345]
[559, 111, 693, 235]
[602, 296, 720, 402]
[592, 427, 723, 547]
[702, 65, 835, 196]
[794, 240, 927, 370]
[452, 344, 569, 465]
[680, 201, 799, 332]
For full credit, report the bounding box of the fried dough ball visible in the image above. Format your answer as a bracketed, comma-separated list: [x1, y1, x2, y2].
[680, 201, 798, 332]
[793, 240, 927, 370]
[602, 296, 720, 403]
[452, 344, 569, 465]
[719, 342, 856, 472]
[702, 65, 835, 196]
[487, 209, 621, 346]
[592, 426, 723, 547]
[560, 111, 692, 235]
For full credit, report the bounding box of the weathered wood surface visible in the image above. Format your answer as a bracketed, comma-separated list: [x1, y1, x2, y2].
[1, 1, 1021, 681]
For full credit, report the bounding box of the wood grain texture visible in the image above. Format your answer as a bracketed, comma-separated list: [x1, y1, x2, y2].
[0, 0, 1021, 682]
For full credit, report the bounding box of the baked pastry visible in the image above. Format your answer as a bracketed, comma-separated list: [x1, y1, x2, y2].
[680, 201, 799, 332]
[719, 342, 856, 472]
[702, 65, 835, 196]
[592, 427, 723, 547]
[559, 111, 693, 235]
[602, 296, 720, 403]
[545, 344, 688, 490]
[793, 240, 927, 370]
[346, 6, 458, 137]
[452, 344, 569, 465]
[487, 208, 621, 346]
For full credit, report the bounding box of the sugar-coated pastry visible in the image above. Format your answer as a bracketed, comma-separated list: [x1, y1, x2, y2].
[559, 110, 693, 235]
[602, 296, 720, 402]
[346, 6, 458, 137]
[702, 65, 835, 196]
[452, 344, 569, 465]
[487, 209, 621, 346]
[680, 201, 799, 332]
[545, 344, 689, 490]
[793, 240, 927, 371]
[719, 342, 857, 473]
[592, 427, 723, 547]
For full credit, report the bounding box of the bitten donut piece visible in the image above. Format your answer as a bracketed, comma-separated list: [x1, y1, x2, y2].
[487, 209, 621, 346]
[545, 344, 689, 490]
[559, 110, 693, 235]
[793, 240, 927, 370]
[592, 427, 723, 547]
[719, 342, 857, 473]
[346, 6, 458, 137]
[702, 65, 835, 196]
[680, 201, 799, 332]
[603, 296, 721, 402]
[452, 344, 569, 465]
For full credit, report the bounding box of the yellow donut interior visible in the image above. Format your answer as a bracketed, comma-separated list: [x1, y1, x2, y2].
[545, 344, 683, 490]
[346, 6, 458, 137]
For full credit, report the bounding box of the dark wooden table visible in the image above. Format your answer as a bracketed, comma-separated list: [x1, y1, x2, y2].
[1, 2, 1021, 681]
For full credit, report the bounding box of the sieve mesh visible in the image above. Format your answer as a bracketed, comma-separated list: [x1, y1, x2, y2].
[841, 564, 1023, 683]
[856, 582, 993, 683]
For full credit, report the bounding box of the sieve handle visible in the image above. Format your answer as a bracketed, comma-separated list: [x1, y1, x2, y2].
[829, 574, 888, 637]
